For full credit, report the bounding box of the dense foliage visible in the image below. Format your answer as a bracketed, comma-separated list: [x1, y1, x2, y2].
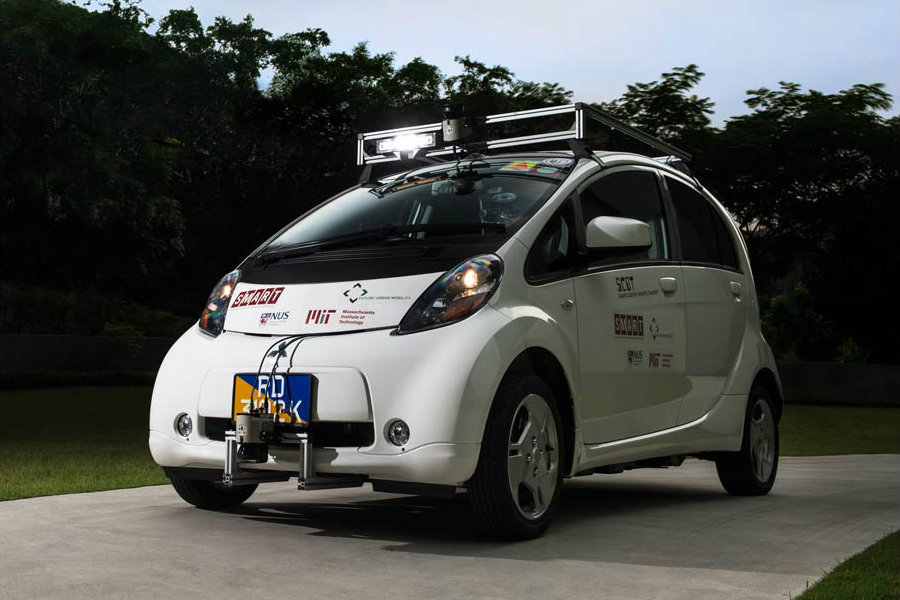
[1, 0, 897, 362]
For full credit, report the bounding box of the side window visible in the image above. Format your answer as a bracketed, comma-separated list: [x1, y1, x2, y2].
[525, 200, 576, 281]
[711, 207, 740, 270]
[579, 170, 669, 264]
[666, 177, 739, 269]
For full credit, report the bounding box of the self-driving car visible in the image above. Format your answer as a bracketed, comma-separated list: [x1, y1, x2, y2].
[150, 103, 781, 539]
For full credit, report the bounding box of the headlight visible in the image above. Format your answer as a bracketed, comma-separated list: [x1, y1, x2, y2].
[198, 270, 240, 337]
[396, 255, 503, 335]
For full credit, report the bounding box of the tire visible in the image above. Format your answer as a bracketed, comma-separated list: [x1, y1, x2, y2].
[469, 374, 565, 540]
[715, 384, 779, 495]
[170, 476, 258, 509]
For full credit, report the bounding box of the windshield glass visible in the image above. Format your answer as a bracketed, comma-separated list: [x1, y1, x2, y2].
[263, 157, 574, 251]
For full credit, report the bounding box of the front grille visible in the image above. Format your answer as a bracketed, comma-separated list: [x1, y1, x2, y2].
[201, 417, 374, 448]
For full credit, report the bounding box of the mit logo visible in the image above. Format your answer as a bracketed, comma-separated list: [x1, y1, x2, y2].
[306, 309, 336, 324]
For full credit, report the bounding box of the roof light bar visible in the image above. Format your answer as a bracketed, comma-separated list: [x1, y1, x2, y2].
[376, 132, 436, 155]
[356, 102, 691, 165]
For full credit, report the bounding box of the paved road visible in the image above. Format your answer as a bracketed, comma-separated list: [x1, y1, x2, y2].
[1, 455, 897, 600]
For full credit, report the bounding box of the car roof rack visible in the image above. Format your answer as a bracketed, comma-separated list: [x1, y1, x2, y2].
[356, 102, 691, 166]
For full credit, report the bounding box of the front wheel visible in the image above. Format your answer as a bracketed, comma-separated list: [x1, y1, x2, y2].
[469, 374, 564, 539]
[170, 476, 258, 509]
[715, 384, 779, 495]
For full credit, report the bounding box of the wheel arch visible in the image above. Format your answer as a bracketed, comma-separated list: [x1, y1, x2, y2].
[505, 347, 577, 477]
[753, 367, 783, 421]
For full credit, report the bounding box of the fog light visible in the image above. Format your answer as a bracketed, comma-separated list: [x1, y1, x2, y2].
[388, 420, 410, 446]
[175, 413, 192, 438]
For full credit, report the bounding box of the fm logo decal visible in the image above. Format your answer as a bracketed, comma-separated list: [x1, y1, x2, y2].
[343, 283, 369, 303]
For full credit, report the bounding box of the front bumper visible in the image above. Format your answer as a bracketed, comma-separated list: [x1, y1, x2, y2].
[149, 431, 481, 485]
[149, 306, 525, 487]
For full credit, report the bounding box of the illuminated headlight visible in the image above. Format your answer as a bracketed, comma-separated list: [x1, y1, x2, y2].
[396, 254, 503, 335]
[175, 413, 192, 438]
[198, 270, 240, 337]
[377, 132, 436, 154]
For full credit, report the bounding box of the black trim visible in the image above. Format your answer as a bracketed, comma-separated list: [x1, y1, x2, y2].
[566, 138, 593, 159]
[656, 171, 684, 262]
[162, 467, 224, 481]
[680, 261, 743, 275]
[371, 480, 456, 498]
[358, 164, 373, 185]
[201, 416, 375, 448]
[582, 260, 677, 276]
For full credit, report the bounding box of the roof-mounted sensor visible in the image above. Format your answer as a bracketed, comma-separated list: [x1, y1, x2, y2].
[356, 102, 691, 166]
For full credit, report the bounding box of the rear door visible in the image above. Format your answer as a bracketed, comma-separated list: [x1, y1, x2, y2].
[663, 175, 749, 423]
[573, 167, 689, 444]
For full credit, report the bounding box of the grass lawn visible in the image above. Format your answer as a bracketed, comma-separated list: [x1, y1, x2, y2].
[796, 531, 899, 599]
[0, 387, 166, 501]
[0, 388, 897, 501]
[780, 404, 900, 456]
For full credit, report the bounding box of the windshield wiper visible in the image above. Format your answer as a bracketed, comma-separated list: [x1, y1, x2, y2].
[253, 223, 506, 267]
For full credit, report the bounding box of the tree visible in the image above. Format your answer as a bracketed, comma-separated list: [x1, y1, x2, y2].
[707, 82, 899, 361]
[206, 15, 271, 92]
[157, 8, 211, 56]
[598, 64, 714, 144]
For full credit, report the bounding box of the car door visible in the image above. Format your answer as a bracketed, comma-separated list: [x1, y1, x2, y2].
[663, 175, 749, 424]
[573, 167, 689, 444]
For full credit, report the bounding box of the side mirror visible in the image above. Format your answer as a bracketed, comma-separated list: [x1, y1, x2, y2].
[585, 216, 651, 250]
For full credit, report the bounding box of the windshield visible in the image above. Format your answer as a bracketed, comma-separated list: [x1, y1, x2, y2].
[263, 157, 574, 252]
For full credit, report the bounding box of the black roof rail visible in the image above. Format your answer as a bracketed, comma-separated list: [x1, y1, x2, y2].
[652, 155, 693, 177]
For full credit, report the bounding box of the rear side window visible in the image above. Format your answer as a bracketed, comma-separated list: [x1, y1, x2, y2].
[579, 170, 669, 264]
[711, 208, 739, 269]
[667, 177, 739, 269]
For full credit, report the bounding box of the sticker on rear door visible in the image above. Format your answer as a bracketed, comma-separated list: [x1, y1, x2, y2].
[616, 276, 659, 299]
[614, 313, 644, 338]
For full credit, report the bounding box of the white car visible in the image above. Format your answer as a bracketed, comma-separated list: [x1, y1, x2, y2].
[150, 104, 781, 538]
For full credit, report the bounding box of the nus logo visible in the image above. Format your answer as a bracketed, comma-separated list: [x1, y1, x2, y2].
[306, 309, 336, 325]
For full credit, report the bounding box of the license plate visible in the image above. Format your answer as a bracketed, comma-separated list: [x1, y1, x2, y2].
[232, 373, 311, 425]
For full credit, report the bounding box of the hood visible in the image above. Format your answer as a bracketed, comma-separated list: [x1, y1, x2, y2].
[224, 272, 441, 335]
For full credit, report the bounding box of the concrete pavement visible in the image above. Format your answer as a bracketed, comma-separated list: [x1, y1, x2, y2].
[0, 454, 897, 600]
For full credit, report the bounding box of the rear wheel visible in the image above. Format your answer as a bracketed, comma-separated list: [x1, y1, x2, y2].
[170, 477, 258, 509]
[715, 384, 779, 495]
[469, 374, 564, 539]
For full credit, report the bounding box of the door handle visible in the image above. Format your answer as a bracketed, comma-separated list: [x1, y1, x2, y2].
[730, 281, 743, 299]
[560, 298, 575, 310]
[659, 277, 678, 293]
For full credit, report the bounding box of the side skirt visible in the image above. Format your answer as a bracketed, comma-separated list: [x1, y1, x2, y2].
[573, 393, 747, 474]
